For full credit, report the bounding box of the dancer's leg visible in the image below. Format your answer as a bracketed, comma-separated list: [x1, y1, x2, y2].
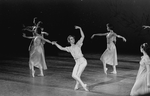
[74, 60, 87, 90]
[74, 64, 80, 90]
[74, 81, 79, 90]
[38, 64, 44, 76]
[31, 61, 35, 77]
[111, 65, 117, 74]
[41, 49, 47, 70]
[72, 63, 88, 91]
[76, 61, 88, 91]
[101, 50, 108, 75]
[111, 46, 117, 74]
[102, 60, 107, 75]
[72, 64, 80, 89]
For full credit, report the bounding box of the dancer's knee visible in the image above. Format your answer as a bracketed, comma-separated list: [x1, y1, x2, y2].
[72, 73, 77, 79]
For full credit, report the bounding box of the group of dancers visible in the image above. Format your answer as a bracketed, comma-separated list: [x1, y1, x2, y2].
[23, 18, 150, 95]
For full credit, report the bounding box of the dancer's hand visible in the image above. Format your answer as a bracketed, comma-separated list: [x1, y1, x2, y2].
[51, 41, 57, 45]
[42, 31, 49, 36]
[142, 25, 147, 29]
[75, 26, 81, 29]
[142, 25, 150, 29]
[123, 37, 126, 42]
[91, 34, 95, 39]
[23, 33, 26, 37]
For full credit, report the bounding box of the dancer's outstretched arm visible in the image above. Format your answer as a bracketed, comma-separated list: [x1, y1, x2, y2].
[23, 26, 34, 32]
[23, 33, 35, 39]
[42, 38, 52, 44]
[53, 42, 68, 52]
[33, 17, 37, 25]
[41, 29, 49, 36]
[142, 25, 150, 29]
[116, 34, 126, 42]
[91, 33, 108, 39]
[38, 35, 52, 44]
[42, 32, 49, 36]
[75, 26, 85, 44]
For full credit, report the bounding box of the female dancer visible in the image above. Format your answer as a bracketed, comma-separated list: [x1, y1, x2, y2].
[23, 17, 42, 52]
[130, 43, 150, 96]
[23, 32, 52, 77]
[91, 24, 126, 74]
[23, 18, 52, 77]
[52, 26, 88, 91]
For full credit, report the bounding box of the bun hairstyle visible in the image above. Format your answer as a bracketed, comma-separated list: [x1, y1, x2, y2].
[141, 43, 150, 56]
[107, 23, 113, 31]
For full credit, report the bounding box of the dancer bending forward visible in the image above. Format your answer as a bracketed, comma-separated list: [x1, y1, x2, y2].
[130, 43, 150, 96]
[91, 24, 126, 74]
[52, 26, 88, 91]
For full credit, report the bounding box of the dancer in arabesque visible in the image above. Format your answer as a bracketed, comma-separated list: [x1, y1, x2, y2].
[52, 26, 89, 91]
[91, 23, 126, 74]
[130, 43, 150, 96]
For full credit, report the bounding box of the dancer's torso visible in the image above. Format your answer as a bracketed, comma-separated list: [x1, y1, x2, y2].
[140, 55, 150, 68]
[106, 33, 116, 49]
[107, 33, 116, 44]
[32, 36, 43, 54]
[67, 44, 83, 60]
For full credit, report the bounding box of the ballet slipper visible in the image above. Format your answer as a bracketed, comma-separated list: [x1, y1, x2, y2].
[32, 70, 35, 77]
[74, 85, 79, 90]
[38, 74, 44, 77]
[74, 86, 79, 90]
[111, 71, 117, 74]
[32, 73, 35, 77]
[104, 68, 108, 75]
[83, 84, 89, 92]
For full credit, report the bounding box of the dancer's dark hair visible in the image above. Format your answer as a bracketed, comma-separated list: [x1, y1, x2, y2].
[141, 43, 150, 56]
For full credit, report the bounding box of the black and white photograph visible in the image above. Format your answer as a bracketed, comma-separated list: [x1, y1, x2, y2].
[1, 0, 150, 96]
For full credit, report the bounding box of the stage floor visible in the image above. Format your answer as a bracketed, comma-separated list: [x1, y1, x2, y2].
[0, 54, 142, 96]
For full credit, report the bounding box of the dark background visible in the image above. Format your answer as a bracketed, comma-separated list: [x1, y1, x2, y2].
[1, 0, 150, 58]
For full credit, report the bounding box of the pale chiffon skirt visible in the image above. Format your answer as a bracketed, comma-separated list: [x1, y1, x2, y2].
[29, 45, 47, 70]
[100, 43, 118, 66]
[130, 66, 150, 96]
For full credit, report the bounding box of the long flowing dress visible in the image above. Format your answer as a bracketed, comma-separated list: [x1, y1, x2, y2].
[29, 36, 47, 70]
[100, 33, 118, 66]
[130, 55, 150, 96]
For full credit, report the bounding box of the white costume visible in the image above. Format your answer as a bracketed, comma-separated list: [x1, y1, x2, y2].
[130, 55, 150, 96]
[54, 26, 88, 91]
[29, 36, 47, 70]
[65, 38, 87, 73]
[100, 32, 118, 66]
[66, 40, 84, 59]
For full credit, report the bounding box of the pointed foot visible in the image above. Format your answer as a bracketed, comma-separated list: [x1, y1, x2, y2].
[38, 74, 44, 77]
[111, 71, 117, 74]
[32, 71, 35, 77]
[104, 68, 108, 75]
[83, 84, 89, 92]
[74, 85, 79, 90]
